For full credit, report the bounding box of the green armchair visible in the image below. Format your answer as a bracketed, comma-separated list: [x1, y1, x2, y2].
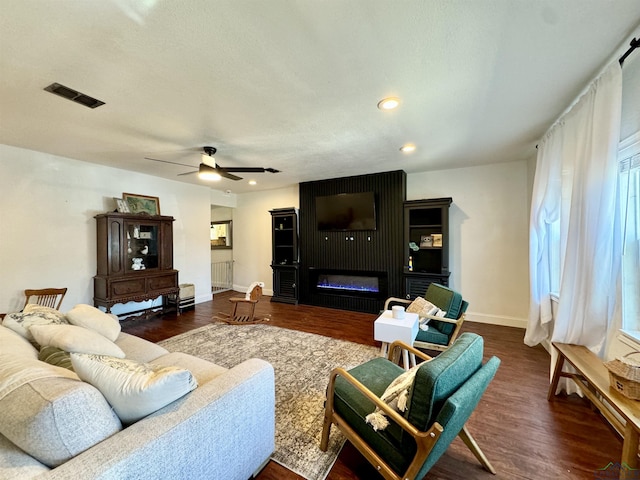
[320, 332, 499, 480]
[384, 283, 468, 352]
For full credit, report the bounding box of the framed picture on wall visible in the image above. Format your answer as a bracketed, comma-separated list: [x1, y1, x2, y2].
[123, 193, 160, 215]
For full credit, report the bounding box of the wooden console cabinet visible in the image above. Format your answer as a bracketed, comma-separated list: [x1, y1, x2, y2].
[94, 212, 179, 319]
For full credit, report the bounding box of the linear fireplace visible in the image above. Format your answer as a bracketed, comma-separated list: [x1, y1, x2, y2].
[309, 268, 387, 300]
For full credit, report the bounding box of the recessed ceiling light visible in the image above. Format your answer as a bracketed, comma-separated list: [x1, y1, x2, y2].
[248, 180, 257, 185]
[377, 97, 400, 110]
[400, 144, 416, 153]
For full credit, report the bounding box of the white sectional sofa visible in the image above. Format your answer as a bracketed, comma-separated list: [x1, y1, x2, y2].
[0, 321, 275, 480]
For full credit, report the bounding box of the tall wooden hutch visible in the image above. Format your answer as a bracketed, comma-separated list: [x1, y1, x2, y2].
[94, 212, 179, 319]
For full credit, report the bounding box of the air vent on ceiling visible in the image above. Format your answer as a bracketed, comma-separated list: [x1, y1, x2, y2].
[44, 83, 105, 109]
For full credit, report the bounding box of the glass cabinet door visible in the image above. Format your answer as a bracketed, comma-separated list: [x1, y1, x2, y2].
[125, 222, 159, 271]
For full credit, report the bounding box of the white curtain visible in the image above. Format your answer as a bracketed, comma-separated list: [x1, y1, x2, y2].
[525, 64, 623, 388]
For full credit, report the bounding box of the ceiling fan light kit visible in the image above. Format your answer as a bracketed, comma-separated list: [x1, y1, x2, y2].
[198, 164, 222, 181]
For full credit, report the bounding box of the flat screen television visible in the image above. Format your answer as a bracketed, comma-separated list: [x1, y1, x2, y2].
[316, 192, 377, 231]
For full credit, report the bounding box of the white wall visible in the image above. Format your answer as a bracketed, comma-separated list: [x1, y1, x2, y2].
[0, 143, 530, 328]
[407, 160, 530, 327]
[232, 186, 299, 295]
[0, 144, 213, 313]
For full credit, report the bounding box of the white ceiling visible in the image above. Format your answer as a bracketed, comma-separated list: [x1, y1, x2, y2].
[1, 1, 639, 194]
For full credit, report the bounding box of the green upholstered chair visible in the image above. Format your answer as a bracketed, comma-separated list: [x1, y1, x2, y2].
[320, 332, 499, 480]
[384, 283, 468, 352]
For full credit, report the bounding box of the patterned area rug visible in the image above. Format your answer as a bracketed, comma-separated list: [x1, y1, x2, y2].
[158, 324, 379, 480]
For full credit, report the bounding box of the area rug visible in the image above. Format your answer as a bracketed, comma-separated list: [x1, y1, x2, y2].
[158, 324, 379, 480]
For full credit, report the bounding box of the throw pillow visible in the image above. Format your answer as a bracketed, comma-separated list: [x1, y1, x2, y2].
[23, 304, 66, 320]
[365, 362, 427, 431]
[2, 308, 69, 342]
[65, 304, 121, 342]
[39, 345, 74, 371]
[29, 324, 125, 358]
[71, 353, 198, 424]
[406, 297, 445, 319]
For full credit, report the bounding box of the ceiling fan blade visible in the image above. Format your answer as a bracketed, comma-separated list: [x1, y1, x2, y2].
[220, 166, 280, 173]
[196, 163, 242, 181]
[177, 170, 198, 176]
[218, 170, 243, 181]
[144, 157, 195, 168]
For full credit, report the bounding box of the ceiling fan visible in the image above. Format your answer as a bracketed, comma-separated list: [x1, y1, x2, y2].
[145, 146, 280, 181]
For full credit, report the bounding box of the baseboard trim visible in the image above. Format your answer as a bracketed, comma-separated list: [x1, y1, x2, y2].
[465, 312, 527, 329]
[195, 293, 213, 304]
[232, 284, 275, 297]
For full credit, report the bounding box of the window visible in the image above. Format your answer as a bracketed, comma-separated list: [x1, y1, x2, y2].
[621, 151, 640, 330]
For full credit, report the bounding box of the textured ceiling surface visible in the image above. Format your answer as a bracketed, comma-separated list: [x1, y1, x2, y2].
[1, 1, 639, 193]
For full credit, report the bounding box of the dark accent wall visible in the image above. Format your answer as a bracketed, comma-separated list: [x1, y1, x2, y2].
[299, 170, 406, 313]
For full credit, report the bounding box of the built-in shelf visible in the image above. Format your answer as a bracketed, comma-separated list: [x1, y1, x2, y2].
[270, 208, 299, 304]
[404, 198, 452, 299]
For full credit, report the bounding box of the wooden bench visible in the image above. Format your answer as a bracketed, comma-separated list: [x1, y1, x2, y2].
[549, 342, 640, 472]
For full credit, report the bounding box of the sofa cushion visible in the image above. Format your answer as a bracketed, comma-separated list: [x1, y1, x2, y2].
[151, 352, 227, 385]
[2, 307, 68, 342]
[333, 357, 409, 473]
[115, 331, 169, 363]
[65, 304, 121, 342]
[0, 365, 122, 468]
[415, 324, 451, 346]
[71, 353, 198, 424]
[29, 324, 125, 358]
[0, 432, 50, 478]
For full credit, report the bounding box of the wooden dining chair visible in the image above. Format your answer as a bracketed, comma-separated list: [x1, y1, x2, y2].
[23, 288, 68, 310]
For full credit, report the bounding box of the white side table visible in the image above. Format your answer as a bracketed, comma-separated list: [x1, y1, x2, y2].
[374, 310, 419, 370]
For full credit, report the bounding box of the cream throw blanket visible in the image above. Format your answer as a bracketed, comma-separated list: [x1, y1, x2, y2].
[365, 363, 421, 431]
[0, 355, 79, 402]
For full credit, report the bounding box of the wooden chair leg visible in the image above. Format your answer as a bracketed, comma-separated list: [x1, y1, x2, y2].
[458, 425, 496, 474]
[320, 412, 332, 451]
[321, 372, 338, 452]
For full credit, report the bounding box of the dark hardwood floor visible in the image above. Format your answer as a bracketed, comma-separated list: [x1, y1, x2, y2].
[122, 291, 623, 480]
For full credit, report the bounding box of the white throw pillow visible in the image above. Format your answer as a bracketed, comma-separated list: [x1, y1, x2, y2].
[70, 354, 198, 424]
[2, 307, 69, 342]
[29, 324, 125, 358]
[65, 304, 121, 342]
[23, 304, 66, 318]
[406, 297, 445, 319]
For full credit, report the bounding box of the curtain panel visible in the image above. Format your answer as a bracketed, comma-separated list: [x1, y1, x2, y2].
[525, 64, 622, 379]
